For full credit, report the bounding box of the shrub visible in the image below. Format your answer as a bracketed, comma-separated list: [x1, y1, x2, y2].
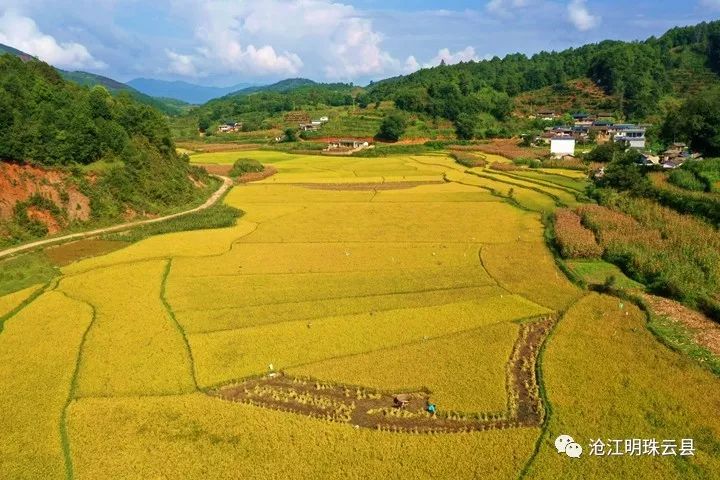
[553, 209, 603, 259]
[230, 159, 264, 177]
[668, 169, 705, 191]
[578, 194, 720, 320]
[450, 151, 486, 168]
[489, 162, 519, 171]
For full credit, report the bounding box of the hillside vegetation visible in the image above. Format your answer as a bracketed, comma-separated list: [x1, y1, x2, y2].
[0, 55, 213, 246]
[173, 21, 720, 146]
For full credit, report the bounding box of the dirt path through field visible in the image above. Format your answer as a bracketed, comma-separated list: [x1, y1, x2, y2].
[212, 316, 553, 433]
[0, 176, 233, 261]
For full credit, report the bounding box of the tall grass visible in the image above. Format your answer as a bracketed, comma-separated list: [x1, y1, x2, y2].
[577, 191, 720, 319]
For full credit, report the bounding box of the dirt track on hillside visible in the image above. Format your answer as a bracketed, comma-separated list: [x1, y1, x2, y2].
[0, 176, 232, 261]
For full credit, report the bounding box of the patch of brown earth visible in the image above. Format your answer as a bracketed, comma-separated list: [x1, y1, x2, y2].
[177, 142, 263, 153]
[212, 316, 553, 433]
[199, 164, 232, 176]
[26, 206, 61, 234]
[45, 239, 129, 266]
[474, 138, 544, 161]
[237, 166, 278, 183]
[642, 293, 720, 356]
[0, 161, 90, 222]
[294, 180, 444, 191]
[188, 174, 207, 188]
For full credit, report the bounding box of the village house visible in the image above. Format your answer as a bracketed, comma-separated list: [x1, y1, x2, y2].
[299, 123, 319, 132]
[550, 136, 576, 157]
[327, 139, 370, 150]
[613, 127, 646, 149]
[218, 121, 242, 133]
[538, 110, 556, 121]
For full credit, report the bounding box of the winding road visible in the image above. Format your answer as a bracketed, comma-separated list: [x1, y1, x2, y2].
[0, 175, 233, 261]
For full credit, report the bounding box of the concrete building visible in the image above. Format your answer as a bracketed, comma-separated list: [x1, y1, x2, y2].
[550, 136, 576, 157]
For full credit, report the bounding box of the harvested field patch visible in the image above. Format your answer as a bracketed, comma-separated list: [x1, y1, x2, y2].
[236, 165, 278, 183]
[217, 316, 552, 431]
[474, 138, 545, 161]
[177, 142, 262, 153]
[45, 239, 129, 266]
[643, 293, 720, 357]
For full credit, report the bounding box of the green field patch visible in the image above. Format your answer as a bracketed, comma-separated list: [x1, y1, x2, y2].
[566, 259, 645, 290]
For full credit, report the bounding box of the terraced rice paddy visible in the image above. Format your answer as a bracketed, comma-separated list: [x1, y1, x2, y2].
[0, 150, 717, 479]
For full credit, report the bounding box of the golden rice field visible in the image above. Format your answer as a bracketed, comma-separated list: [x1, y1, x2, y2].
[0, 150, 717, 479]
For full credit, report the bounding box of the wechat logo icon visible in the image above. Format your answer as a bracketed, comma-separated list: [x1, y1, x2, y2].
[555, 434, 583, 458]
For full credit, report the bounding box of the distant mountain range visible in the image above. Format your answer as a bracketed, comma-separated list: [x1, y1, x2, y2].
[128, 78, 255, 104]
[224, 78, 317, 97]
[0, 43, 190, 115]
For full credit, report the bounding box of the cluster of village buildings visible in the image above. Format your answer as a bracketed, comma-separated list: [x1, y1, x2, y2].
[535, 112, 701, 169]
[218, 121, 242, 133]
[299, 116, 329, 132]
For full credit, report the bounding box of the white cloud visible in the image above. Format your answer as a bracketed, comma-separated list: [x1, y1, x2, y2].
[166, 50, 197, 77]
[167, 0, 395, 79]
[403, 46, 481, 73]
[486, 0, 530, 16]
[567, 0, 600, 31]
[0, 10, 105, 69]
[700, 0, 720, 9]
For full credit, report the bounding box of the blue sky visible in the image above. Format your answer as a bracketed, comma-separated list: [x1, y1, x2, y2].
[0, 0, 718, 86]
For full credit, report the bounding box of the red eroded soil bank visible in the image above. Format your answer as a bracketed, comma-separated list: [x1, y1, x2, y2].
[0, 161, 90, 235]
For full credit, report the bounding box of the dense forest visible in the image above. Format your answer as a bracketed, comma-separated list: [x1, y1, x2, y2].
[366, 20, 720, 122]
[0, 54, 211, 235]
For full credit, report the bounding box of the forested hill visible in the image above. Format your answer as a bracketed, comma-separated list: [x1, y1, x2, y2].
[0, 54, 211, 243]
[195, 81, 355, 131]
[364, 20, 720, 121]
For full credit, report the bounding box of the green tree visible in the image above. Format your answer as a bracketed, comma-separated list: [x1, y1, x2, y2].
[284, 127, 298, 142]
[597, 150, 650, 193]
[198, 116, 211, 132]
[454, 113, 476, 140]
[662, 87, 720, 156]
[377, 113, 406, 141]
